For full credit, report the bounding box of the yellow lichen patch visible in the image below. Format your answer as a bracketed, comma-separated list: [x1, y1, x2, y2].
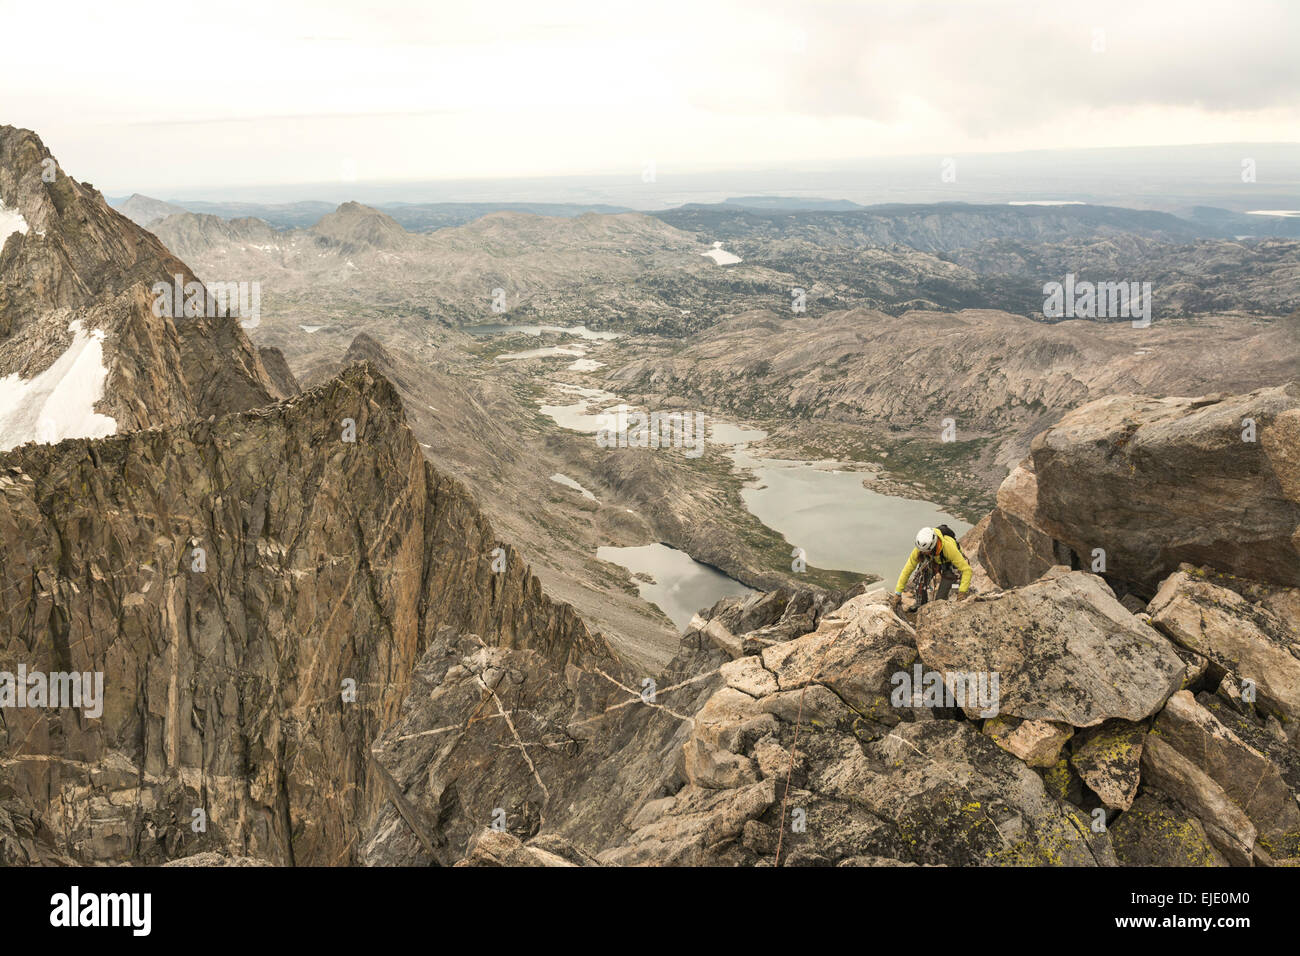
[1258, 828, 1300, 858]
[1111, 805, 1223, 866]
[1043, 758, 1072, 801]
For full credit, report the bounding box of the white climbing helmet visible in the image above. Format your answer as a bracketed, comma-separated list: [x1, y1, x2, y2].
[914, 527, 940, 555]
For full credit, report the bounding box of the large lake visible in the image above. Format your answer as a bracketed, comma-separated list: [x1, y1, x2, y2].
[727, 444, 970, 579]
[503, 336, 972, 631]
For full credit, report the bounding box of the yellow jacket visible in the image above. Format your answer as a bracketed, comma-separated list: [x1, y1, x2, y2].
[894, 530, 972, 594]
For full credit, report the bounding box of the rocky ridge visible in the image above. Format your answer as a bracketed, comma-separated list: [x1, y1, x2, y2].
[0, 126, 287, 435]
[356, 382, 1299, 867]
[976, 383, 1300, 593]
[0, 363, 621, 864]
[1, 126, 632, 867]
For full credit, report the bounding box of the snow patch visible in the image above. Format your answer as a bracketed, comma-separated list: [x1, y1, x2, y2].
[496, 346, 586, 361]
[0, 321, 117, 452]
[701, 241, 741, 265]
[550, 473, 598, 501]
[0, 204, 29, 244]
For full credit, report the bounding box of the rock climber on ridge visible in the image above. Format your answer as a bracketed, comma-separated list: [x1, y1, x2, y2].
[889, 525, 972, 610]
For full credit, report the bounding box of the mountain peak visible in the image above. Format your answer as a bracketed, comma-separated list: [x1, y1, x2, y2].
[0, 126, 286, 447]
[114, 192, 186, 227]
[310, 201, 409, 251]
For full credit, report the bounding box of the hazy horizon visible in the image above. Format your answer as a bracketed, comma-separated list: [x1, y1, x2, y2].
[6, 0, 1298, 195]
[95, 142, 1300, 215]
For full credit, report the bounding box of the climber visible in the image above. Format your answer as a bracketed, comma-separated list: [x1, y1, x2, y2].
[889, 525, 972, 610]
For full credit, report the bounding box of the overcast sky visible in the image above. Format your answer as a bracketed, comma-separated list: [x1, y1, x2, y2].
[3, 0, 1297, 192]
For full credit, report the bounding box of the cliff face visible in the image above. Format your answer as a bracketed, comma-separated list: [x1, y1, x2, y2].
[0, 125, 284, 434]
[0, 126, 622, 867]
[977, 383, 1300, 594]
[0, 363, 616, 865]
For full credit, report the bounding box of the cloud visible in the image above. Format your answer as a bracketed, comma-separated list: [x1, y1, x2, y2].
[4, 0, 1296, 188]
[708, 0, 1300, 134]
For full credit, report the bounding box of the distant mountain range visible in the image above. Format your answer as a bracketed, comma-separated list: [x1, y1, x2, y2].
[139, 195, 1300, 332]
[657, 200, 1300, 244]
[115, 190, 1300, 244]
[113, 192, 635, 231]
[108, 141, 1300, 217]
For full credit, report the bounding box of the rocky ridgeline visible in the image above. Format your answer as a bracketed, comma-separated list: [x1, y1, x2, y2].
[362, 570, 1295, 866]
[973, 383, 1300, 593]
[0, 363, 621, 864]
[0, 125, 287, 429]
[0, 127, 626, 866]
[359, 383, 1298, 867]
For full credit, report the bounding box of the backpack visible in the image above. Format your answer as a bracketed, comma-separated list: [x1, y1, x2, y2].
[936, 524, 964, 558]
